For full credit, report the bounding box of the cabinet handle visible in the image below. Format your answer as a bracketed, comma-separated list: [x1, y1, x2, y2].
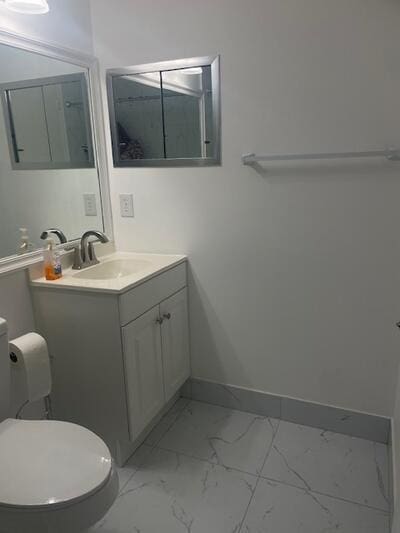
[163, 312, 171, 320]
[155, 317, 164, 325]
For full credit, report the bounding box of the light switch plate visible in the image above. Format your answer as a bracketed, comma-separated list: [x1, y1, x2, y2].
[120, 194, 134, 217]
[83, 193, 97, 216]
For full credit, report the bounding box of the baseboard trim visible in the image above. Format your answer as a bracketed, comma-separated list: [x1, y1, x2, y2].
[181, 378, 390, 444]
[388, 418, 394, 527]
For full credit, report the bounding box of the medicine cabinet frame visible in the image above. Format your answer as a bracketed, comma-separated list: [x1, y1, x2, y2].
[106, 55, 221, 167]
[0, 28, 113, 276]
[1, 72, 95, 170]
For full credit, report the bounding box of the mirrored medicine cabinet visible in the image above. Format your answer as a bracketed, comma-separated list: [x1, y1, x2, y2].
[106, 55, 221, 167]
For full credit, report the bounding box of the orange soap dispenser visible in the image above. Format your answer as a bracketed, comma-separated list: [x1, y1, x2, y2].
[43, 238, 62, 280]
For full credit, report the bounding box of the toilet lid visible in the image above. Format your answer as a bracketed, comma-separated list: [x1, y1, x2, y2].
[0, 419, 112, 508]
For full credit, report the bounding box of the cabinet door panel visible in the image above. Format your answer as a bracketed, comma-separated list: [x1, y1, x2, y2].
[122, 305, 165, 440]
[160, 288, 190, 402]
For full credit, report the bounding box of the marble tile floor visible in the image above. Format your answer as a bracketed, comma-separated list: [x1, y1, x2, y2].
[91, 398, 390, 533]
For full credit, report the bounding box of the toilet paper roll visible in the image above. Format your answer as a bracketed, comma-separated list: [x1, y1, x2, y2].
[9, 333, 51, 403]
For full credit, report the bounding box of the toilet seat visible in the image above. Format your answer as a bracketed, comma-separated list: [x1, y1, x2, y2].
[0, 418, 112, 509]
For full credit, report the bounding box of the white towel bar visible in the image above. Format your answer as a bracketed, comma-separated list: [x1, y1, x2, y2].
[242, 149, 400, 165]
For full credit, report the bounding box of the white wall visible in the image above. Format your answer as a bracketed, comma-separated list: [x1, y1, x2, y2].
[0, 0, 93, 55]
[91, 0, 400, 417]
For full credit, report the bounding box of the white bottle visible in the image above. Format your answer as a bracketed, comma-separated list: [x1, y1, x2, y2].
[17, 228, 33, 255]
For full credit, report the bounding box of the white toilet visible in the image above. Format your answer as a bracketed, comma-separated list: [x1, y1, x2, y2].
[0, 318, 118, 533]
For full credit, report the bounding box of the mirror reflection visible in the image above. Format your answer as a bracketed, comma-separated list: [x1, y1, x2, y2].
[113, 72, 164, 160]
[3, 73, 94, 168]
[162, 66, 213, 159]
[107, 57, 220, 166]
[0, 43, 103, 260]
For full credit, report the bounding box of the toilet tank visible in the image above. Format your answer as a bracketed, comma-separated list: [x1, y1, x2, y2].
[0, 318, 10, 421]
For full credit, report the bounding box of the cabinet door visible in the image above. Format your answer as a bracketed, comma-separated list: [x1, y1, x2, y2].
[122, 305, 165, 441]
[160, 288, 191, 402]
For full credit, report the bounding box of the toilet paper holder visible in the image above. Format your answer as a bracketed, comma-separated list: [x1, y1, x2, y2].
[10, 351, 54, 362]
[9, 350, 53, 420]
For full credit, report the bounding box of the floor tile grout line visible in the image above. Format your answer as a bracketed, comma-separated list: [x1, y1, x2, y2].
[190, 396, 283, 422]
[148, 397, 191, 449]
[237, 477, 261, 533]
[151, 398, 281, 477]
[120, 394, 266, 492]
[258, 418, 281, 476]
[237, 419, 281, 533]
[117, 447, 154, 495]
[117, 398, 191, 494]
[154, 443, 259, 479]
[161, 398, 281, 465]
[259, 475, 390, 514]
[378, 440, 392, 512]
[117, 475, 133, 495]
[151, 410, 317, 481]
[257, 414, 389, 514]
[188, 396, 281, 424]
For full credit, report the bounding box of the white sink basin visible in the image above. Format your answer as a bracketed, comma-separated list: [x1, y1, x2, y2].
[30, 252, 187, 293]
[73, 259, 152, 280]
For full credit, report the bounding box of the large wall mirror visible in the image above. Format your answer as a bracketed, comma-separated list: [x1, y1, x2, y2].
[0, 39, 106, 262]
[107, 55, 221, 167]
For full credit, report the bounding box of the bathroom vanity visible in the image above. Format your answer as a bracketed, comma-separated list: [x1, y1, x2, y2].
[31, 252, 190, 465]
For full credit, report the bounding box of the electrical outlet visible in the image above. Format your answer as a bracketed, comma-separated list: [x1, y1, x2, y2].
[83, 193, 97, 216]
[120, 194, 134, 217]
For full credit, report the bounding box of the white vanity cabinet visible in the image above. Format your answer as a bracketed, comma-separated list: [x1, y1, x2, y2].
[122, 287, 189, 441]
[31, 258, 190, 465]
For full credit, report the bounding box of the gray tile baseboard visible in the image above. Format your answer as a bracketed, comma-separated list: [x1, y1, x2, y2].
[181, 378, 390, 444]
[388, 420, 394, 523]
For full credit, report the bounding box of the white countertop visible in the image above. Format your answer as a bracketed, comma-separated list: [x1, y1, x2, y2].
[30, 252, 187, 294]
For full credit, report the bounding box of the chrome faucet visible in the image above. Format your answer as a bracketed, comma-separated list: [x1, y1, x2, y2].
[40, 228, 67, 244]
[71, 230, 109, 270]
